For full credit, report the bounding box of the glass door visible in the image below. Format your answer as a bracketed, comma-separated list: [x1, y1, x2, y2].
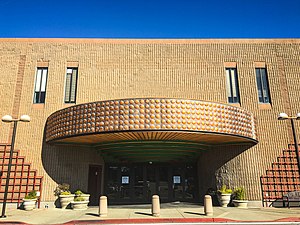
[106, 165, 120, 201]
[120, 166, 131, 201]
[106, 165, 132, 203]
[105, 163, 198, 204]
[184, 165, 197, 200]
[158, 166, 169, 201]
[133, 165, 144, 201]
[172, 166, 184, 200]
[145, 164, 157, 201]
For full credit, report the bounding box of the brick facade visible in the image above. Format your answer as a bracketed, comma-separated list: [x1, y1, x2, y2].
[0, 38, 299, 202]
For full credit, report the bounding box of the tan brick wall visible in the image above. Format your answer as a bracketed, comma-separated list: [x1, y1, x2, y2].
[0, 39, 299, 201]
[0, 45, 22, 143]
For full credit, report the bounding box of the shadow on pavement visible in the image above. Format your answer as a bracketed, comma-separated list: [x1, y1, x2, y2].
[85, 213, 100, 217]
[184, 211, 205, 216]
[135, 212, 153, 216]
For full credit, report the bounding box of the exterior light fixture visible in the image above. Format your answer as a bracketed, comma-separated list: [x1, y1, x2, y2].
[278, 113, 289, 120]
[1, 115, 31, 123]
[0, 115, 30, 218]
[1, 115, 13, 123]
[278, 112, 300, 173]
[20, 115, 31, 122]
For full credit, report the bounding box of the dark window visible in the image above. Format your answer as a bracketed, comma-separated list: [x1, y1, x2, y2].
[33, 68, 48, 103]
[64, 68, 78, 103]
[255, 68, 271, 103]
[225, 68, 240, 103]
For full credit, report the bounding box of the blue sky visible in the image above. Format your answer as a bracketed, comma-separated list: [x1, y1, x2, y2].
[0, 0, 299, 38]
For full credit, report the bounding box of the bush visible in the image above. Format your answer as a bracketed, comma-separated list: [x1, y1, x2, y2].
[60, 191, 72, 195]
[218, 185, 232, 194]
[54, 183, 71, 196]
[233, 187, 246, 200]
[25, 190, 37, 199]
[74, 190, 83, 196]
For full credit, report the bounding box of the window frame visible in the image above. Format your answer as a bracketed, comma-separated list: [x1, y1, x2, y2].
[255, 67, 271, 104]
[225, 67, 240, 104]
[33, 67, 48, 104]
[64, 67, 78, 104]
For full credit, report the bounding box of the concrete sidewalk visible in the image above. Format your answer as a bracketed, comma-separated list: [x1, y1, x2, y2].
[0, 204, 300, 224]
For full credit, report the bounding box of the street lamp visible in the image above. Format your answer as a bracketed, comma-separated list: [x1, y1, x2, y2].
[278, 112, 300, 173]
[0, 115, 30, 218]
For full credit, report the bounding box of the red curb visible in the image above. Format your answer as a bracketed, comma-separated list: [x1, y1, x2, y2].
[275, 217, 300, 222]
[62, 217, 300, 224]
[62, 218, 238, 225]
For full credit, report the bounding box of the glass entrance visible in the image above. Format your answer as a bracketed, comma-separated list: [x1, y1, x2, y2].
[105, 163, 198, 204]
[158, 166, 169, 201]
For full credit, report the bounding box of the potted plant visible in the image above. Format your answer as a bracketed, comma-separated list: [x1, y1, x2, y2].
[54, 183, 75, 209]
[218, 185, 232, 207]
[23, 190, 38, 211]
[232, 187, 248, 208]
[75, 189, 90, 202]
[71, 196, 89, 210]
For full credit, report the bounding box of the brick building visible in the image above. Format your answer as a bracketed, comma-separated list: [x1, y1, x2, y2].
[0, 38, 299, 206]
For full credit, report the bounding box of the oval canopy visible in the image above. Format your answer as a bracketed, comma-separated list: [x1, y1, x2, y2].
[46, 98, 257, 162]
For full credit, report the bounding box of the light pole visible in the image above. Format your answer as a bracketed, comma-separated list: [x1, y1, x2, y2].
[278, 112, 300, 173]
[0, 115, 30, 218]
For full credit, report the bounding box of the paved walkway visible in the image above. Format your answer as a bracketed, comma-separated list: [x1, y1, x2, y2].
[0, 203, 300, 224]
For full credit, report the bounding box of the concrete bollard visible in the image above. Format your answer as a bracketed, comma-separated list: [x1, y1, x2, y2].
[99, 196, 108, 217]
[152, 195, 160, 217]
[204, 195, 213, 216]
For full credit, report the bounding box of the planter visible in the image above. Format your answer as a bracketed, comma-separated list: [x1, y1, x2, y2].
[71, 201, 89, 210]
[75, 193, 90, 202]
[59, 194, 75, 209]
[80, 194, 90, 201]
[219, 193, 231, 207]
[233, 200, 248, 208]
[23, 198, 37, 211]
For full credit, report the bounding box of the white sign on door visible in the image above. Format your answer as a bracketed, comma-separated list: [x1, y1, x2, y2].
[121, 176, 129, 184]
[173, 176, 181, 184]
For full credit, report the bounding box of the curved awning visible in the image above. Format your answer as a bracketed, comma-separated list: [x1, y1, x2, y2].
[45, 98, 257, 162]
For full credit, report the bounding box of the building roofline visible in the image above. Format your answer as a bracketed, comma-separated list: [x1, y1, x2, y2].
[0, 38, 300, 44]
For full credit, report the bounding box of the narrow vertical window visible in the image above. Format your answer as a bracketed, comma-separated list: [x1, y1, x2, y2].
[225, 68, 240, 103]
[33, 67, 48, 103]
[64, 68, 78, 103]
[255, 68, 271, 103]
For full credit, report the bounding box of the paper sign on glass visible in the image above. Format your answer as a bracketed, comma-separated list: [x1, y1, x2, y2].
[122, 176, 129, 184]
[173, 176, 181, 184]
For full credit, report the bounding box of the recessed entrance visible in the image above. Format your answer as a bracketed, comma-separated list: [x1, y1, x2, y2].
[105, 163, 198, 204]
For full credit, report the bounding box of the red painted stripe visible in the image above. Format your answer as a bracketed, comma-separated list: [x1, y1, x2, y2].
[61, 217, 300, 224]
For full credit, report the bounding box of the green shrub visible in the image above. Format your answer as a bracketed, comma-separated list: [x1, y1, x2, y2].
[74, 190, 83, 196]
[74, 196, 85, 202]
[54, 183, 70, 196]
[218, 185, 232, 194]
[25, 190, 37, 199]
[60, 191, 72, 195]
[233, 187, 246, 200]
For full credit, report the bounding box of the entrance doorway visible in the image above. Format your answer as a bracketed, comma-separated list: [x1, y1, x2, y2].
[105, 163, 197, 204]
[88, 165, 102, 205]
